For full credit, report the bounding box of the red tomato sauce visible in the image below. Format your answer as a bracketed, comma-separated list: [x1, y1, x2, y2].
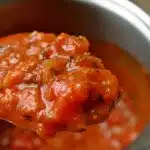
[0, 32, 119, 138]
[0, 95, 140, 150]
[0, 31, 145, 150]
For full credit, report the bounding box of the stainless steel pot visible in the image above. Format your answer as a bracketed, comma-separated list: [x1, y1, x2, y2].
[0, 0, 150, 149]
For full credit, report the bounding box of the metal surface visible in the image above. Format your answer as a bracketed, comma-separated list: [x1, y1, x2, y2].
[75, 0, 150, 69]
[127, 125, 150, 150]
[0, 0, 150, 149]
[0, 0, 150, 68]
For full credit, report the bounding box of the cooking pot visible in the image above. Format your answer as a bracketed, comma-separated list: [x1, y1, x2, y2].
[0, 0, 150, 149]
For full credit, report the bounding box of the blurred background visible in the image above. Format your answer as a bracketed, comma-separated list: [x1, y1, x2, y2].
[132, 0, 150, 14]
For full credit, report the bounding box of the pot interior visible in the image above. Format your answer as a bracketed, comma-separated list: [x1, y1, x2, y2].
[0, 0, 149, 149]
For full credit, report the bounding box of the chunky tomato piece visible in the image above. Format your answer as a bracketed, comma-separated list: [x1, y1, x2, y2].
[0, 32, 120, 137]
[3, 61, 36, 88]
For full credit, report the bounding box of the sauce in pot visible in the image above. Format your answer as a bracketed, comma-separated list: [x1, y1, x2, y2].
[0, 31, 149, 150]
[0, 95, 140, 150]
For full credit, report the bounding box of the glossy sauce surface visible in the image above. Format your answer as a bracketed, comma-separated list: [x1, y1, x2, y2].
[0, 96, 140, 150]
[0, 32, 149, 150]
[0, 32, 119, 137]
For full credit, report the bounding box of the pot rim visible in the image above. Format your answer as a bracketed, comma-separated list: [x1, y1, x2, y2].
[75, 0, 150, 42]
